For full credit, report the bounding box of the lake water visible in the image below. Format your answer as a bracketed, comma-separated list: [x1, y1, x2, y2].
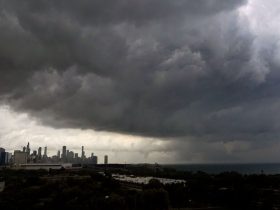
[164, 163, 280, 174]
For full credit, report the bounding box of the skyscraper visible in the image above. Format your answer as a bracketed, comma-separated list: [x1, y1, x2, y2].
[81, 146, 85, 159]
[0, 148, 5, 165]
[62, 146, 66, 161]
[38, 147, 42, 159]
[26, 142, 30, 155]
[44, 146, 47, 157]
[104, 155, 108, 164]
[57, 150, 61, 159]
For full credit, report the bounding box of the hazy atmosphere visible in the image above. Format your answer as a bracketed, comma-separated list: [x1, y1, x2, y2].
[1, 0, 280, 163]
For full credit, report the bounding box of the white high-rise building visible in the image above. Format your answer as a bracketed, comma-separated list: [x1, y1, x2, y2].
[14, 150, 27, 165]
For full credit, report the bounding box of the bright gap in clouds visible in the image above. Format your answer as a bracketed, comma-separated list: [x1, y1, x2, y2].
[239, 0, 280, 38]
[0, 105, 175, 163]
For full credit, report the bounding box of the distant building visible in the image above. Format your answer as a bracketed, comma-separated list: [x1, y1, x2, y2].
[26, 142, 30, 155]
[104, 155, 108, 164]
[57, 150, 61, 159]
[68, 151, 74, 162]
[51, 155, 59, 162]
[14, 150, 27, 165]
[91, 153, 98, 164]
[38, 147, 42, 159]
[0, 148, 6, 165]
[93, 156, 98, 164]
[0, 149, 10, 165]
[62, 146, 67, 161]
[31, 150, 38, 163]
[43, 146, 47, 158]
[5, 153, 12, 165]
[81, 146, 85, 160]
[32, 150, 37, 156]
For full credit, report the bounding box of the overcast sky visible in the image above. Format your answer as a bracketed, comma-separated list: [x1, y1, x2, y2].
[1, 0, 280, 163]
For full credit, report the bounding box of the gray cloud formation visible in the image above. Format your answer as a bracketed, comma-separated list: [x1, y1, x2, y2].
[1, 0, 280, 142]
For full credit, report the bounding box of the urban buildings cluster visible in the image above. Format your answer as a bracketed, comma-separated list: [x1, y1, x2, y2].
[0, 142, 109, 166]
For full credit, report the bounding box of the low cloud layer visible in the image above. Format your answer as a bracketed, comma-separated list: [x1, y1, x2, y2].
[1, 0, 280, 147]
[2, 106, 280, 163]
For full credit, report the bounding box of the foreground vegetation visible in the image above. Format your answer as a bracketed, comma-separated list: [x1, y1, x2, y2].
[1, 166, 280, 209]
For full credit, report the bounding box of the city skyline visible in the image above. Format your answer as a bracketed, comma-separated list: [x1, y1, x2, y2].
[14, 142, 103, 159]
[1, 142, 102, 165]
[1, 0, 280, 163]
[2, 141, 104, 159]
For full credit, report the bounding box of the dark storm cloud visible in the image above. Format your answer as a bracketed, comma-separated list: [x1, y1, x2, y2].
[1, 0, 280, 142]
[3, 0, 246, 26]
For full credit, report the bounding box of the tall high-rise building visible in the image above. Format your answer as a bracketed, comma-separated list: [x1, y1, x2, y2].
[62, 146, 67, 161]
[0, 148, 5, 165]
[81, 146, 85, 159]
[38, 147, 42, 159]
[0, 149, 10, 165]
[57, 150, 61, 159]
[104, 155, 108, 164]
[44, 146, 47, 157]
[26, 142, 30, 155]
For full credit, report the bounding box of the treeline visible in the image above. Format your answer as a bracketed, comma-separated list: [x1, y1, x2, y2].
[0, 169, 170, 210]
[1, 168, 280, 209]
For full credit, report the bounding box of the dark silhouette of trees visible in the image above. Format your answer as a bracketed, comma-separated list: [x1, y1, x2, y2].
[1, 168, 280, 209]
